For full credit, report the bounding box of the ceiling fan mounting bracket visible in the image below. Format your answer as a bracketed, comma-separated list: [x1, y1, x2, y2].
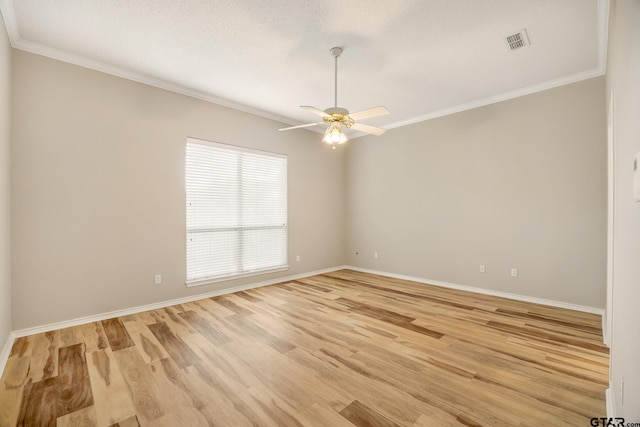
[329, 47, 343, 58]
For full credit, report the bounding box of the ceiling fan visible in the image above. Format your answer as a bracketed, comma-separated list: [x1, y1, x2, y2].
[278, 47, 389, 148]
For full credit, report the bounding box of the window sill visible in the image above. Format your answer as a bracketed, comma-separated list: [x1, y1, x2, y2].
[185, 265, 290, 288]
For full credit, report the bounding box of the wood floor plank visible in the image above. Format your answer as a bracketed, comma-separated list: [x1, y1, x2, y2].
[147, 407, 209, 427]
[147, 321, 200, 369]
[0, 356, 30, 426]
[101, 318, 135, 351]
[56, 405, 98, 427]
[0, 270, 608, 426]
[181, 346, 283, 426]
[77, 322, 109, 353]
[189, 364, 276, 426]
[244, 383, 308, 427]
[224, 315, 295, 354]
[412, 412, 460, 427]
[59, 326, 85, 348]
[131, 311, 157, 325]
[112, 347, 166, 424]
[146, 357, 210, 419]
[121, 317, 170, 364]
[211, 295, 255, 316]
[149, 307, 196, 337]
[287, 347, 425, 425]
[107, 415, 140, 427]
[86, 348, 137, 426]
[224, 340, 353, 414]
[340, 399, 403, 427]
[9, 337, 31, 359]
[26, 331, 58, 382]
[178, 310, 231, 346]
[192, 297, 237, 317]
[16, 377, 58, 427]
[56, 343, 94, 417]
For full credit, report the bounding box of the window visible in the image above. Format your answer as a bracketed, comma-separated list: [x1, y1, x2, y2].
[185, 138, 288, 286]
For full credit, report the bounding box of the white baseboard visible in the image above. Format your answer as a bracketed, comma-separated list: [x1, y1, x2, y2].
[0, 331, 16, 380]
[344, 266, 605, 316]
[2, 264, 606, 381]
[11, 265, 347, 339]
[606, 386, 615, 417]
[602, 311, 610, 347]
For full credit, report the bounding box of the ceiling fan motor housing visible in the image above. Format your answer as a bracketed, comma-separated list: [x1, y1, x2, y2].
[323, 107, 354, 128]
[324, 107, 348, 115]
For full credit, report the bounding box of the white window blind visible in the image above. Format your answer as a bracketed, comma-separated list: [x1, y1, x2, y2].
[185, 138, 288, 285]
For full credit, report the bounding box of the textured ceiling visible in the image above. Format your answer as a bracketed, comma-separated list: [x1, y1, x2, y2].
[0, 0, 608, 137]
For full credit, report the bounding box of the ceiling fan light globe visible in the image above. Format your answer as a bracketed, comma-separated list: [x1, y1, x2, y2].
[322, 122, 348, 145]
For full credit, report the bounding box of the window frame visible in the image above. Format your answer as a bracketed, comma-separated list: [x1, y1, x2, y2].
[185, 137, 288, 287]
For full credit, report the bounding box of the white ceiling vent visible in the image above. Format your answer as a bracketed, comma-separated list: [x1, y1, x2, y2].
[505, 29, 530, 51]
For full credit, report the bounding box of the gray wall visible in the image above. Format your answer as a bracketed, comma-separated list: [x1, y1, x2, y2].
[346, 77, 606, 308]
[10, 51, 345, 329]
[0, 13, 12, 349]
[6, 28, 609, 329]
[607, 0, 640, 418]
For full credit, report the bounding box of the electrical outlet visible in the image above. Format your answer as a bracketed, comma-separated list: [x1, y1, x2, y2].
[480, 264, 486, 273]
[374, 252, 379, 259]
[296, 255, 301, 262]
[154, 274, 162, 285]
[511, 268, 518, 277]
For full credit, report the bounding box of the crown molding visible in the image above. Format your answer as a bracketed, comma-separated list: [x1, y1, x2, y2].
[0, 0, 611, 135]
[384, 67, 606, 130]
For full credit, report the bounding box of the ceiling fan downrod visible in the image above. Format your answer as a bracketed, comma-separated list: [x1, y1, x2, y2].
[330, 47, 343, 109]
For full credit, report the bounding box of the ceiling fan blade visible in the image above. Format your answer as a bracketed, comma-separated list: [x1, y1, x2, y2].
[278, 121, 324, 131]
[348, 106, 389, 121]
[301, 105, 330, 118]
[351, 122, 387, 136]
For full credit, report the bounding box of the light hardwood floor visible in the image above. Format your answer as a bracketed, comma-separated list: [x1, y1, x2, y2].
[0, 270, 609, 426]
